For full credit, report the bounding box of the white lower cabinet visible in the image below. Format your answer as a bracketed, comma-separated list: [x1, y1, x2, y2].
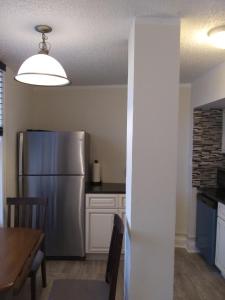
[85, 194, 125, 254]
[215, 216, 225, 275]
[86, 209, 117, 253]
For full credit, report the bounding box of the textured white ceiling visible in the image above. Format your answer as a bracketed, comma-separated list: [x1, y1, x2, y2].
[1, 0, 225, 85]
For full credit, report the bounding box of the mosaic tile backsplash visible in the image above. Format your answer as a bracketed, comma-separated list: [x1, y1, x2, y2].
[192, 108, 225, 187]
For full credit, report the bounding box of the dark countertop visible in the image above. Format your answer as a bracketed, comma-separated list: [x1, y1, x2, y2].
[86, 183, 126, 194]
[198, 187, 225, 205]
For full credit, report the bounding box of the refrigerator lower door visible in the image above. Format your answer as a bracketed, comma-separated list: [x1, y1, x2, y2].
[19, 175, 85, 257]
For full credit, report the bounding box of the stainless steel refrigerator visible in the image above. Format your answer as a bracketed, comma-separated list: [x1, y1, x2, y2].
[18, 131, 90, 258]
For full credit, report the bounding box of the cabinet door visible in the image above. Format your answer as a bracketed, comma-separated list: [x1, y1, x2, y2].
[196, 197, 217, 265]
[86, 209, 117, 253]
[215, 217, 225, 274]
[86, 194, 117, 209]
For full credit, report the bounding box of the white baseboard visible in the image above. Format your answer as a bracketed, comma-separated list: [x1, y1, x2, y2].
[186, 237, 199, 253]
[86, 235, 198, 260]
[175, 234, 199, 253]
[175, 234, 187, 248]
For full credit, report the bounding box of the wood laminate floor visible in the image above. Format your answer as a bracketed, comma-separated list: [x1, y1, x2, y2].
[174, 248, 225, 300]
[14, 248, 225, 300]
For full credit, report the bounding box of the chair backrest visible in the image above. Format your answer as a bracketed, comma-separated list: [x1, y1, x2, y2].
[105, 214, 124, 300]
[7, 197, 47, 231]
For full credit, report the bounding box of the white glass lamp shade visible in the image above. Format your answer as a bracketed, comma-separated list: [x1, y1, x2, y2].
[15, 54, 70, 86]
[208, 26, 225, 49]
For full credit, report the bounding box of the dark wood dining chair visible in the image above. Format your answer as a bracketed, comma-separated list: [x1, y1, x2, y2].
[49, 214, 124, 300]
[7, 197, 47, 300]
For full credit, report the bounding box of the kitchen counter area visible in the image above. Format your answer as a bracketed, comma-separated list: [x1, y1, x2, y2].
[85, 182, 125, 194]
[198, 168, 225, 205]
[198, 188, 225, 205]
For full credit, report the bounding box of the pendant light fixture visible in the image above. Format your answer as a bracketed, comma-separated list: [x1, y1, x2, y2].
[15, 25, 70, 86]
[208, 25, 225, 49]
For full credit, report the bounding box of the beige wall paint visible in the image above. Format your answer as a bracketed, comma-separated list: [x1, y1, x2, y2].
[30, 85, 127, 183]
[1, 76, 191, 238]
[176, 84, 192, 240]
[30, 85, 191, 237]
[3, 68, 33, 220]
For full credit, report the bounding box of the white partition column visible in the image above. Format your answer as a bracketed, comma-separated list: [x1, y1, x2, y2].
[125, 17, 180, 300]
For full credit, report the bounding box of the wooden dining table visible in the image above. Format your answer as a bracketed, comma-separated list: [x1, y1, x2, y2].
[0, 227, 44, 299]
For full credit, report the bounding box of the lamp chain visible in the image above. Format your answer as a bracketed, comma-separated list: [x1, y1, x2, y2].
[39, 32, 50, 54]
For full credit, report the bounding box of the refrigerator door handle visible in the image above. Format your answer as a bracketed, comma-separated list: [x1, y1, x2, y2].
[78, 183, 85, 254]
[18, 176, 22, 197]
[18, 133, 24, 176]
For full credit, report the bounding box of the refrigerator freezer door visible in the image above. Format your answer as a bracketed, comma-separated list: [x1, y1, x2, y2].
[19, 175, 85, 257]
[18, 131, 88, 175]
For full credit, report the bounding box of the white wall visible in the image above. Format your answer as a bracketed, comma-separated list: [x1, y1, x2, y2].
[125, 17, 180, 300]
[2, 67, 33, 223]
[176, 84, 192, 245]
[29, 86, 127, 183]
[192, 60, 225, 108]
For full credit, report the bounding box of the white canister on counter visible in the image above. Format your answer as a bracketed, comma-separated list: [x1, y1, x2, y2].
[92, 160, 101, 183]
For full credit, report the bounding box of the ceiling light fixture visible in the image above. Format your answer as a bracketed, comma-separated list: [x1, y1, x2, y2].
[15, 25, 70, 86]
[208, 25, 225, 49]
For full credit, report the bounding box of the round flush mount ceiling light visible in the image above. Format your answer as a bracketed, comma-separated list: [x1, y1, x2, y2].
[15, 25, 70, 86]
[208, 25, 225, 49]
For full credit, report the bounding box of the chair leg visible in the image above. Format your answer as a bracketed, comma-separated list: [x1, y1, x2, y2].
[41, 258, 47, 288]
[30, 273, 36, 300]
